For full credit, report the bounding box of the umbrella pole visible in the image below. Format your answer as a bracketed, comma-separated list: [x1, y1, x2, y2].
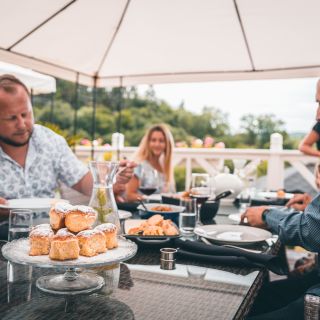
[31, 89, 34, 106]
[50, 92, 55, 123]
[73, 73, 80, 137]
[116, 78, 123, 160]
[91, 76, 97, 160]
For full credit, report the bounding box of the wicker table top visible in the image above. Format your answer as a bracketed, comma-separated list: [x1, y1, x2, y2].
[0, 205, 281, 320]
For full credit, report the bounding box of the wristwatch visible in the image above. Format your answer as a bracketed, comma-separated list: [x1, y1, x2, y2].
[262, 209, 270, 222]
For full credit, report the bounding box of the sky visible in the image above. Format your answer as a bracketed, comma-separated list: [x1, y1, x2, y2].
[137, 77, 319, 134]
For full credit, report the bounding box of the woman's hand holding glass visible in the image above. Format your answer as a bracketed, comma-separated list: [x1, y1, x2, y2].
[138, 167, 159, 201]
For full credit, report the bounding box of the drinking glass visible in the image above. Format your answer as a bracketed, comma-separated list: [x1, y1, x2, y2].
[8, 209, 33, 241]
[238, 188, 252, 213]
[179, 198, 197, 235]
[190, 173, 211, 225]
[8, 209, 33, 284]
[139, 166, 159, 201]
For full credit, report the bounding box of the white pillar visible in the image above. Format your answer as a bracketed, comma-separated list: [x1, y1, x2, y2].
[267, 133, 284, 190]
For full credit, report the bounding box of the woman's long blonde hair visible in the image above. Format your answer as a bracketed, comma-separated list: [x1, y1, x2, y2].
[134, 124, 175, 186]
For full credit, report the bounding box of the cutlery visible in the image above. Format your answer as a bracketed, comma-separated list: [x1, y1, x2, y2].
[200, 237, 262, 253]
[221, 244, 262, 254]
[138, 199, 148, 212]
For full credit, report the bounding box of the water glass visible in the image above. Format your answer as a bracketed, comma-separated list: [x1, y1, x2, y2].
[179, 199, 197, 235]
[238, 189, 252, 213]
[8, 209, 33, 284]
[8, 209, 33, 241]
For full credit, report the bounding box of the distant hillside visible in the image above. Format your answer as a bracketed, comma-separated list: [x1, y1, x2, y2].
[288, 131, 306, 139]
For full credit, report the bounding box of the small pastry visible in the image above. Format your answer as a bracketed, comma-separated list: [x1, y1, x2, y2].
[143, 225, 164, 236]
[49, 228, 80, 261]
[29, 224, 54, 256]
[160, 220, 179, 236]
[49, 202, 73, 230]
[147, 214, 164, 226]
[65, 205, 97, 233]
[77, 229, 107, 257]
[95, 223, 118, 249]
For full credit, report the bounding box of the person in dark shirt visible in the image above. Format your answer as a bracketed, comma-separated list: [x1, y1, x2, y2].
[299, 79, 320, 188]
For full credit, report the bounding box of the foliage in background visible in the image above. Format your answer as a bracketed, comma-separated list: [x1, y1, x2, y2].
[33, 79, 300, 150]
[37, 121, 82, 147]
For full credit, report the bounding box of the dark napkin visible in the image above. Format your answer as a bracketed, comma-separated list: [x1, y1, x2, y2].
[174, 238, 287, 275]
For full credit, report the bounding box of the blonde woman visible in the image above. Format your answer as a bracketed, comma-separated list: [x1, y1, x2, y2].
[126, 124, 175, 201]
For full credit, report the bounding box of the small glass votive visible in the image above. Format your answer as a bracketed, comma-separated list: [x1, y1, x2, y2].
[187, 265, 207, 279]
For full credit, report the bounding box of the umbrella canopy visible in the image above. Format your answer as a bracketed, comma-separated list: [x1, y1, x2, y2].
[0, 61, 56, 94]
[0, 0, 319, 88]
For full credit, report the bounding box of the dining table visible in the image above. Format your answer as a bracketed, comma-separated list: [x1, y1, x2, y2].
[0, 201, 286, 320]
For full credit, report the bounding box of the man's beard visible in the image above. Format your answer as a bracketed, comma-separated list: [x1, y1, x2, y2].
[0, 130, 33, 147]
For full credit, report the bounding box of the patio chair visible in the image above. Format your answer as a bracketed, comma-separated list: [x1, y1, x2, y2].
[305, 283, 320, 319]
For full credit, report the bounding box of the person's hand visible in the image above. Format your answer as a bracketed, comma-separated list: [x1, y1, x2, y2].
[286, 193, 311, 211]
[116, 160, 136, 185]
[0, 197, 8, 205]
[316, 168, 320, 189]
[0, 197, 9, 221]
[240, 206, 269, 228]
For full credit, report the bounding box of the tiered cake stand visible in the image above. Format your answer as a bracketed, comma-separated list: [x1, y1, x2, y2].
[2, 237, 137, 296]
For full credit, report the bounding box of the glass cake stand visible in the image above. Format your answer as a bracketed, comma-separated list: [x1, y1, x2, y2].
[2, 237, 137, 296]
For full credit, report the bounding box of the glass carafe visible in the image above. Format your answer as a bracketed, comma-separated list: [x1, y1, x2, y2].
[89, 161, 120, 234]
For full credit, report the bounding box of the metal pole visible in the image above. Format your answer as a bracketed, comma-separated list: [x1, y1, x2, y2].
[31, 89, 34, 106]
[50, 92, 54, 122]
[73, 73, 80, 136]
[116, 78, 123, 160]
[91, 76, 98, 160]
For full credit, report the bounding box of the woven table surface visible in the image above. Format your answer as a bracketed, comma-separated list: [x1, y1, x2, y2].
[0, 241, 270, 320]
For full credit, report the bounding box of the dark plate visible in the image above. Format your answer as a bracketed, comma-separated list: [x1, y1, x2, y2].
[123, 219, 181, 244]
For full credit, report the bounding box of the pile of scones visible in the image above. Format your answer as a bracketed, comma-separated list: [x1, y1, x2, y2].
[29, 202, 117, 260]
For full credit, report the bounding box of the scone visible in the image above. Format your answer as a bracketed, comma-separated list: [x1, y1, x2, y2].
[49, 202, 73, 230]
[49, 228, 80, 261]
[95, 223, 118, 249]
[77, 229, 107, 257]
[147, 214, 164, 226]
[65, 205, 97, 233]
[160, 220, 179, 236]
[143, 225, 164, 236]
[29, 224, 54, 256]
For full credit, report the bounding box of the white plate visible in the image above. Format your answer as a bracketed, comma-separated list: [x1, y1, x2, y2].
[147, 194, 162, 202]
[255, 191, 294, 200]
[194, 224, 272, 245]
[0, 198, 69, 210]
[2, 237, 137, 268]
[118, 210, 132, 220]
[137, 203, 185, 214]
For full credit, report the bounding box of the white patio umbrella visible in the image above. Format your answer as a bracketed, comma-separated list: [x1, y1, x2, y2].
[0, 0, 319, 88]
[0, 61, 56, 94]
[1, 0, 319, 156]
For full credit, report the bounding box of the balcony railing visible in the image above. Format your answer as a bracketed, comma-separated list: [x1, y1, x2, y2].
[75, 135, 318, 192]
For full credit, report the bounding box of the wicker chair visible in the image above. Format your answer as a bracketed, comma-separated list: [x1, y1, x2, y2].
[305, 280, 320, 320]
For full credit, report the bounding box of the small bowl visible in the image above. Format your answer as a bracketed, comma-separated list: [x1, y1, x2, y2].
[199, 201, 219, 225]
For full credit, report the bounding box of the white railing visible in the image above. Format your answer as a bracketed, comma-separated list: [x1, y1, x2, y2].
[75, 136, 319, 192]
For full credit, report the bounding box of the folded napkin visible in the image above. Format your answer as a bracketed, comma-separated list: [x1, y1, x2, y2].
[174, 238, 287, 275]
[306, 284, 320, 297]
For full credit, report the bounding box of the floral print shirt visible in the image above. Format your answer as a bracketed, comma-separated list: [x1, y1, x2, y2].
[0, 124, 88, 199]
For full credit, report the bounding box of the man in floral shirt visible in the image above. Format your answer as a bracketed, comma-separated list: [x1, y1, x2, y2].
[0, 75, 135, 238]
